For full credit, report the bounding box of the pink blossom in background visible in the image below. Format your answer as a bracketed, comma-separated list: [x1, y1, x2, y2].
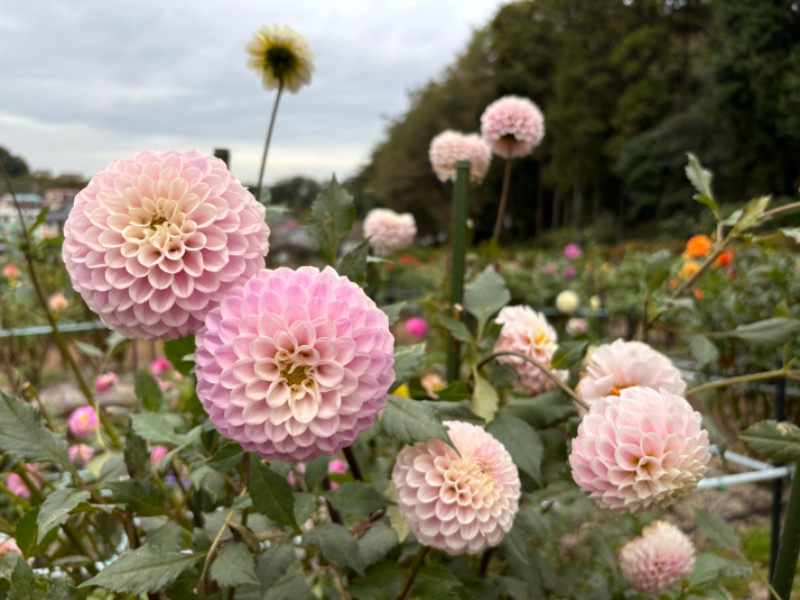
[404, 316, 429, 340]
[493, 306, 567, 396]
[543, 263, 556, 277]
[576, 339, 686, 407]
[158, 379, 174, 392]
[2, 264, 20, 279]
[94, 372, 119, 394]
[150, 445, 168, 464]
[480, 96, 545, 159]
[619, 521, 696, 595]
[195, 266, 395, 462]
[363, 208, 417, 256]
[327, 459, 348, 490]
[563, 266, 577, 279]
[69, 406, 98, 437]
[150, 356, 172, 377]
[47, 292, 70, 312]
[566, 317, 588, 336]
[569, 386, 710, 513]
[563, 243, 582, 260]
[429, 130, 492, 183]
[0, 537, 24, 558]
[392, 420, 520, 555]
[62, 150, 270, 340]
[6, 466, 41, 499]
[68, 444, 95, 466]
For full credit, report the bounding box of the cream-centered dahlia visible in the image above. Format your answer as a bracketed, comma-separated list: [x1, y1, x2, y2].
[619, 520, 696, 596]
[429, 131, 492, 183]
[570, 386, 710, 512]
[392, 421, 520, 555]
[480, 96, 545, 159]
[195, 266, 394, 462]
[363, 208, 417, 256]
[493, 305, 567, 396]
[576, 339, 686, 407]
[246, 24, 314, 93]
[62, 150, 269, 340]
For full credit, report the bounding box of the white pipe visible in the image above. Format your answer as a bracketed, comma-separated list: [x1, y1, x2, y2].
[697, 466, 794, 490]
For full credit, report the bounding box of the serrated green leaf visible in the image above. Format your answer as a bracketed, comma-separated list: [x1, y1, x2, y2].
[550, 341, 588, 370]
[306, 177, 355, 264]
[9, 556, 35, 600]
[0, 390, 70, 468]
[390, 344, 425, 392]
[439, 316, 473, 344]
[694, 508, 739, 550]
[471, 366, 499, 422]
[688, 335, 719, 368]
[381, 395, 451, 447]
[463, 267, 510, 334]
[135, 370, 164, 412]
[36, 488, 90, 543]
[123, 429, 150, 481]
[428, 400, 483, 423]
[105, 480, 167, 516]
[249, 455, 300, 533]
[685, 154, 718, 217]
[304, 523, 364, 574]
[487, 413, 543, 484]
[163, 334, 195, 377]
[210, 543, 259, 588]
[380, 302, 406, 326]
[733, 195, 771, 233]
[689, 552, 751, 587]
[336, 237, 370, 285]
[303, 456, 330, 491]
[80, 546, 203, 593]
[256, 544, 297, 589]
[358, 523, 398, 568]
[506, 391, 575, 429]
[148, 521, 185, 552]
[15, 508, 58, 559]
[727, 317, 800, 346]
[206, 440, 244, 472]
[741, 420, 800, 462]
[433, 381, 471, 401]
[293, 492, 316, 525]
[131, 412, 185, 446]
[262, 569, 313, 600]
[323, 482, 394, 517]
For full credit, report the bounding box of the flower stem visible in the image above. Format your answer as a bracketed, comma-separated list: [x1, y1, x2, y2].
[491, 159, 513, 245]
[446, 161, 470, 383]
[394, 545, 429, 600]
[255, 81, 285, 204]
[685, 369, 793, 398]
[771, 469, 800, 599]
[342, 446, 364, 481]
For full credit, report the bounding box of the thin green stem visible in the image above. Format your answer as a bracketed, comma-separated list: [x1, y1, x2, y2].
[761, 200, 800, 221]
[342, 446, 364, 482]
[255, 81, 285, 204]
[685, 369, 792, 398]
[199, 506, 237, 592]
[394, 546, 430, 600]
[771, 470, 800, 599]
[446, 161, 470, 382]
[492, 159, 513, 245]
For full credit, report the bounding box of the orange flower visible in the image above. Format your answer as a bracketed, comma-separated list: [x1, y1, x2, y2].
[685, 235, 712, 258]
[668, 279, 679, 290]
[715, 251, 733, 268]
[693, 289, 703, 301]
[680, 261, 700, 279]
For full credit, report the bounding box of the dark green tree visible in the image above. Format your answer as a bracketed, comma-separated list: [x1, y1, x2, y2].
[0, 146, 30, 177]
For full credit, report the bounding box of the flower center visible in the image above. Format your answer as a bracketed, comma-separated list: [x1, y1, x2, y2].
[265, 45, 297, 80]
[280, 363, 310, 389]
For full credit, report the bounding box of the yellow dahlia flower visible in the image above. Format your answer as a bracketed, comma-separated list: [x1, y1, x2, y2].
[246, 24, 314, 93]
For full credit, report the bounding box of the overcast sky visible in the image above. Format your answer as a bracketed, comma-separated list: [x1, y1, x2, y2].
[1, 1, 505, 186]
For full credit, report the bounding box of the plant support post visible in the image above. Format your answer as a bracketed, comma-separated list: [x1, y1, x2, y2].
[446, 161, 470, 382]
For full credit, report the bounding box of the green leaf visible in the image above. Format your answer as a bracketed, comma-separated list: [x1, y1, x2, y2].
[0, 390, 70, 468]
[390, 344, 425, 392]
[733, 195, 771, 233]
[303, 456, 330, 491]
[685, 153, 718, 218]
[358, 523, 398, 568]
[163, 334, 195, 377]
[439, 316, 473, 344]
[428, 400, 483, 423]
[336, 237, 371, 285]
[148, 521, 185, 552]
[780, 227, 800, 243]
[694, 508, 739, 550]
[506, 391, 575, 429]
[123, 430, 150, 481]
[433, 381, 471, 401]
[256, 545, 297, 589]
[381, 395, 451, 447]
[323, 482, 394, 518]
[249, 455, 300, 533]
[73, 340, 105, 359]
[471, 366, 499, 422]
[135, 370, 164, 412]
[293, 492, 316, 525]
[550, 341, 588, 370]
[36, 488, 90, 543]
[689, 553, 751, 587]
[206, 440, 245, 472]
[262, 569, 313, 600]
[487, 413, 543, 484]
[9, 556, 35, 600]
[80, 546, 203, 594]
[380, 302, 406, 326]
[131, 412, 185, 446]
[15, 508, 58, 559]
[105, 480, 167, 516]
[728, 317, 800, 346]
[304, 523, 364, 574]
[688, 335, 719, 368]
[741, 420, 800, 463]
[306, 177, 355, 264]
[463, 267, 510, 334]
[210, 543, 259, 588]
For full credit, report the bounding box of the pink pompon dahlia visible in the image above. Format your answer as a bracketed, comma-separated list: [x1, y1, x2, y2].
[150, 356, 173, 377]
[363, 208, 416, 256]
[576, 339, 686, 408]
[0, 537, 24, 558]
[62, 150, 270, 340]
[69, 406, 98, 437]
[150, 445, 169, 464]
[69, 444, 96, 466]
[429, 131, 492, 183]
[94, 372, 119, 394]
[563, 243, 582, 260]
[570, 387, 710, 512]
[619, 520, 696, 596]
[6, 466, 42, 499]
[404, 316, 429, 340]
[195, 266, 395, 462]
[392, 421, 520, 555]
[493, 306, 567, 396]
[480, 96, 545, 159]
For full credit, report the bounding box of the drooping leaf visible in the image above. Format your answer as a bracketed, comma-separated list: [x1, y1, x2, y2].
[550, 341, 588, 370]
[210, 543, 259, 588]
[685, 153, 718, 218]
[15, 508, 58, 559]
[727, 317, 800, 347]
[471, 367, 499, 422]
[36, 488, 90, 543]
[0, 390, 70, 468]
[741, 420, 800, 463]
[304, 523, 364, 574]
[135, 370, 164, 412]
[206, 440, 245, 472]
[336, 237, 370, 285]
[130, 412, 185, 446]
[780, 227, 800, 243]
[381, 395, 451, 447]
[105, 480, 167, 516]
[506, 391, 575, 429]
[9, 556, 36, 600]
[73, 341, 105, 359]
[688, 335, 719, 368]
[733, 195, 771, 233]
[693, 508, 739, 550]
[358, 523, 398, 568]
[163, 334, 195, 377]
[428, 400, 483, 423]
[487, 413, 543, 484]
[433, 381, 472, 401]
[148, 521, 185, 553]
[463, 267, 510, 334]
[256, 544, 297, 589]
[306, 177, 355, 264]
[380, 302, 406, 326]
[438, 316, 473, 344]
[323, 482, 394, 518]
[262, 569, 313, 600]
[80, 546, 203, 594]
[249, 455, 300, 533]
[390, 344, 425, 392]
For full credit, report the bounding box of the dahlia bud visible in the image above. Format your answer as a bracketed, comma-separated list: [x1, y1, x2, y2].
[619, 520, 696, 596]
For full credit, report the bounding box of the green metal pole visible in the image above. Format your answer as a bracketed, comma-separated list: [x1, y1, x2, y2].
[771, 468, 800, 599]
[446, 161, 470, 382]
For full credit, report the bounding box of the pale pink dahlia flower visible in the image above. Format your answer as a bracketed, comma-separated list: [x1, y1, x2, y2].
[150, 356, 172, 377]
[69, 444, 95, 466]
[576, 339, 686, 407]
[429, 131, 492, 183]
[493, 306, 567, 396]
[195, 266, 395, 462]
[62, 150, 270, 340]
[150, 445, 168, 464]
[570, 387, 710, 512]
[619, 520, 696, 596]
[404, 316, 429, 340]
[94, 372, 119, 394]
[69, 406, 98, 437]
[0, 537, 24, 558]
[6, 466, 41, 499]
[392, 421, 520, 555]
[363, 208, 416, 256]
[480, 96, 545, 159]
[47, 292, 70, 313]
